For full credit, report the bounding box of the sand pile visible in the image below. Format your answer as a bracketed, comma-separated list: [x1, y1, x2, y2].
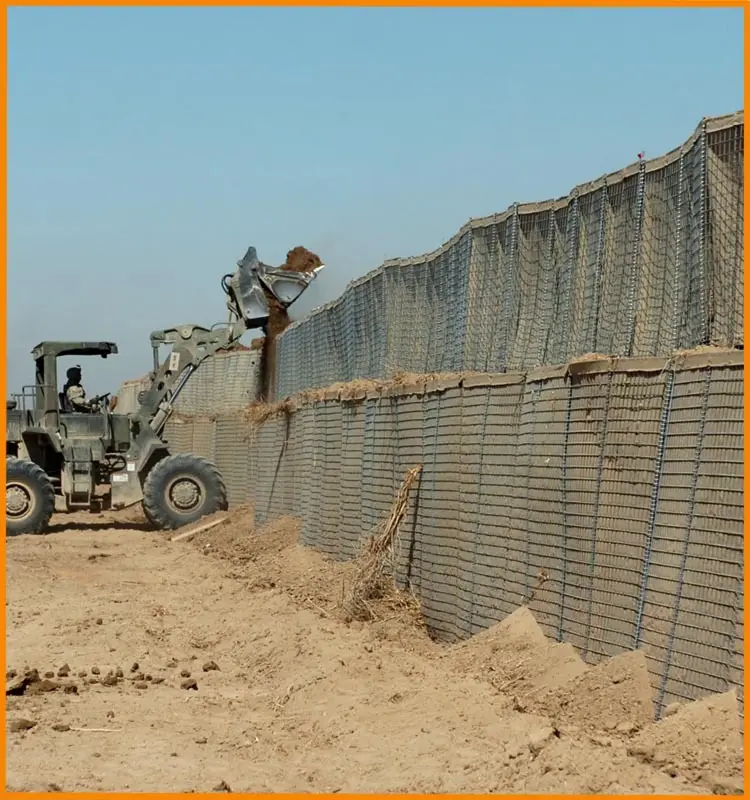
[184, 505, 744, 794]
[627, 691, 744, 792]
[7, 502, 743, 794]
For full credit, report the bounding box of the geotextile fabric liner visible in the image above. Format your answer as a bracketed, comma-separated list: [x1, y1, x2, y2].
[163, 351, 744, 720]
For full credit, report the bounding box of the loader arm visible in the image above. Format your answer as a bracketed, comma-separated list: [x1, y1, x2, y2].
[133, 245, 323, 435]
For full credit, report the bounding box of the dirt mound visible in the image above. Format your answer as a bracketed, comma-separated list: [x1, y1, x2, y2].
[193, 504, 433, 654]
[627, 691, 743, 793]
[533, 649, 655, 734]
[443, 608, 588, 700]
[446, 607, 548, 668]
[280, 246, 323, 274]
[188, 512, 741, 793]
[6, 507, 744, 794]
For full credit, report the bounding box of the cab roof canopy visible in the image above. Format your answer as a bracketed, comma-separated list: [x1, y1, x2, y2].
[31, 342, 119, 360]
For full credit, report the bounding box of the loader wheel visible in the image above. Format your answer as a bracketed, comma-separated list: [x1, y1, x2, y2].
[6, 457, 55, 536]
[142, 454, 228, 531]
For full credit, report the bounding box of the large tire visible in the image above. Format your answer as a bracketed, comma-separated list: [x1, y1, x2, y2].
[6, 457, 55, 536]
[142, 454, 228, 531]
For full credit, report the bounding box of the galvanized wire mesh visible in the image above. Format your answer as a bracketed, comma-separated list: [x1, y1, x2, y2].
[274, 112, 743, 400]
[164, 352, 744, 718]
[114, 350, 261, 416]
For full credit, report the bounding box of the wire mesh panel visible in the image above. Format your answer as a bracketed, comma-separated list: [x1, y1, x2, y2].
[291, 406, 316, 544]
[597, 173, 641, 356]
[679, 133, 709, 350]
[638, 367, 743, 714]
[654, 368, 744, 711]
[214, 416, 251, 508]
[250, 417, 285, 525]
[266, 113, 741, 398]
[559, 369, 614, 652]
[569, 185, 607, 357]
[521, 373, 570, 636]
[190, 418, 216, 463]
[507, 209, 550, 370]
[462, 221, 502, 372]
[202, 353, 743, 713]
[365, 397, 398, 551]
[706, 121, 744, 348]
[415, 384, 464, 641]
[636, 156, 682, 357]
[390, 389, 426, 589]
[338, 402, 366, 560]
[545, 203, 578, 367]
[456, 376, 526, 634]
[582, 370, 668, 661]
[409, 389, 460, 641]
[317, 401, 343, 558]
[299, 404, 324, 549]
[162, 418, 194, 454]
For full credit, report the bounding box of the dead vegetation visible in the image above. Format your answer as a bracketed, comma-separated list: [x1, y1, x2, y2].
[242, 398, 295, 429]
[342, 465, 423, 623]
[240, 370, 482, 432]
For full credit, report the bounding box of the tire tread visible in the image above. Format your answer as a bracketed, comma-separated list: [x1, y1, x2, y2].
[6, 456, 55, 536]
[142, 453, 228, 531]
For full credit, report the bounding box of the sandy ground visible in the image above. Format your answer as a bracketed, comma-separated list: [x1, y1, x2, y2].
[5, 507, 744, 794]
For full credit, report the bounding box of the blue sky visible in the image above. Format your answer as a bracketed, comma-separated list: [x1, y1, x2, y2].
[7, 6, 744, 393]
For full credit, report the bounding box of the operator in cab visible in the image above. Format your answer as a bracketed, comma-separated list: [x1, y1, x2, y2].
[63, 365, 97, 413]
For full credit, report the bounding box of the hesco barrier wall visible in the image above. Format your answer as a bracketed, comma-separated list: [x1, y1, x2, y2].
[115, 349, 260, 416]
[164, 350, 744, 719]
[274, 112, 744, 400]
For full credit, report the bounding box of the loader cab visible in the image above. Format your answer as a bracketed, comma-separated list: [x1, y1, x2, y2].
[18, 341, 119, 430]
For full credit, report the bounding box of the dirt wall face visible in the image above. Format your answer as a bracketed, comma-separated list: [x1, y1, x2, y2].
[258, 246, 322, 401]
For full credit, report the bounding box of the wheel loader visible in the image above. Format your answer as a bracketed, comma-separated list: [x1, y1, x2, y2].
[5, 246, 324, 536]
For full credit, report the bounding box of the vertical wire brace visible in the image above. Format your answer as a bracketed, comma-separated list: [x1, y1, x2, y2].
[523, 382, 539, 602]
[426, 390, 443, 594]
[672, 146, 687, 351]
[563, 193, 580, 360]
[455, 230, 471, 373]
[634, 369, 676, 649]
[656, 369, 710, 716]
[505, 203, 522, 369]
[488, 214, 503, 372]
[591, 181, 608, 352]
[338, 403, 352, 560]
[698, 119, 709, 345]
[583, 367, 614, 660]
[627, 158, 648, 356]
[467, 384, 493, 634]
[537, 207, 557, 367]
[557, 378, 574, 642]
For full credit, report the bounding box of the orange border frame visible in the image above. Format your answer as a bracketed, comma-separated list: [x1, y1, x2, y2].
[0, 3, 746, 799]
